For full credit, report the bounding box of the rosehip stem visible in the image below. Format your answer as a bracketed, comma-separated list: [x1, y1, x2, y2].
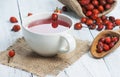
[8, 56, 10, 63]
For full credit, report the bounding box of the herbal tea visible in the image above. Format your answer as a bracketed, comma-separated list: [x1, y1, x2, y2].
[28, 18, 70, 33]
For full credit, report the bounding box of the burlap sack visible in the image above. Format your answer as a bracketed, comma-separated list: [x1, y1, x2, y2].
[58, 0, 117, 17]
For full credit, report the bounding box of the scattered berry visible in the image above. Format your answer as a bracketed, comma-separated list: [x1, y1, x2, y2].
[10, 17, 18, 23]
[74, 23, 82, 30]
[62, 6, 68, 12]
[81, 17, 87, 23]
[28, 13, 33, 16]
[11, 25, 21, 32]
[51, 21, 58, 28]
[52, 13, 58, 21]
[8, 50, 15, 57]
[115, 19, 120, 25]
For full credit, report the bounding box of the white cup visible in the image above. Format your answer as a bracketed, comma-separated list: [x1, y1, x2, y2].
[22, 12, 76, 56]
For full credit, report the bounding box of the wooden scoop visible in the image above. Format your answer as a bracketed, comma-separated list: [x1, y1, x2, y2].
[90, 30, 120, 58]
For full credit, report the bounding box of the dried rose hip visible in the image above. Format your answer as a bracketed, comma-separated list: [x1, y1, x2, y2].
[78, 0, 90, 6]
[74, 23, 82, 30]
[51, 13, 58, 21]
[97, 46, 103, 53]
[98, 5, 104, 13]
[106, 0, 114, 4]
[11, 25, 21, 32]
[62, 6, 68, 12]
[97, 24, 104, 31]
[8, 50, 15, 57]
[10, 17, 18, 23]
[86, 4, 94, 10]
[52, 21, 58, 28]
[109, 16, 115, 22]
[91, 14, 98, 20]
[96, 17, 103, 25]
[28, 13, 33, 16]
[97, 41, 104, 47]
[101, 15, 107, 21]
[103, 19, 109, 25]
[89, 24, 96, 30]
[81, 17, 87, 23]
[115, 19, 120, 25]
[105, 4, 111, 10]
[92, 9, 99, 14]
[86, 19, 93, 25]
[109, 42, 115, 48]
[85, 11, 92, 17]
[105, 36, 111, 44]
[100, 0, 106, 6]
[111, 36, 119, 42]
[103, 44, 110, 51]
[92, 0, 99, 6]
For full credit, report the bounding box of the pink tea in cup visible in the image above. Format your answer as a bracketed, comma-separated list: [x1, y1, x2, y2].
[28, 18, 70, 33]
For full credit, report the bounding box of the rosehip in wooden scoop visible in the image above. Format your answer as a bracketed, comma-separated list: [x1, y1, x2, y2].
[90, 30, 120, 58]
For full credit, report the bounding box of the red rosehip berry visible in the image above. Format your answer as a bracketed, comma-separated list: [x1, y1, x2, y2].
[86, 19, 93, 25]
[89, 24, 96, 30]
[98, 5, 104, 12]
[51, 13, 58, 21]
[74, 23, 82, 30]
[112, 36, 119, 42]
[97, 24, 104, 31]
[103, 44, 110, 51]
[62, 6, 68, 12]
[51, 21, 58, 28]
[115, 19, 120, 25]
[28, 13, 33, 16]
[8, 50, 15, 57]
[79, 0, 90, 5]
[81, 17, 87, 23]
[10, 17, 18, 23]
[92, 0, 99, 6]
[11, 25, 21, 32]
[105, 36, 111, 44]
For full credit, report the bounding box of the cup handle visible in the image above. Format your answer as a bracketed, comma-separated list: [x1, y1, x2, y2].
[58, 33, 76, 53]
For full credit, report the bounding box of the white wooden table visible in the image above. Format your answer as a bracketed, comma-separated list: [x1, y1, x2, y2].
[0, 0, 120, 77]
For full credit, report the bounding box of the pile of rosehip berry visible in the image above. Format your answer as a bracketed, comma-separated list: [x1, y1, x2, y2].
[72, 0, 120, 31]
[78, 0, 115, 17]
[97, 35, 119, 53]
[74, 15, 120, 31]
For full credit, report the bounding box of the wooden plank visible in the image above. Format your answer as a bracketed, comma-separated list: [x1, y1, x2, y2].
[104, 47, 120, 77]
[0, 64, 9, 76]
[69, 27, 93, 41]
[80, 53, 111, 77]
[64, 58, 93, 77]
[0, 64, 31, 77]
[57, 71, 68, 77]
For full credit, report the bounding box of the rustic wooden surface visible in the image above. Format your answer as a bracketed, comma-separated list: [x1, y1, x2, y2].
[0, 0, 120, 77]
